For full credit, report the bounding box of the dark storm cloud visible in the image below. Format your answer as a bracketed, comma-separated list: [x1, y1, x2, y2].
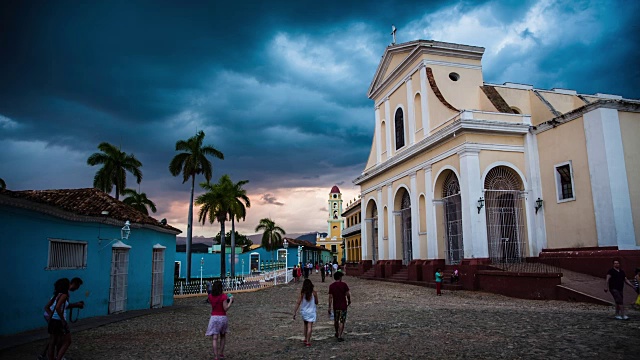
[0, 0, 638, 202]
[261, 193, 284, 206]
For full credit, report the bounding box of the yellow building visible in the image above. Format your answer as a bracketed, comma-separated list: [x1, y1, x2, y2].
[354, 40, 640, 267]
[316, 185, 346, 263]
[342, 197, 362, 263]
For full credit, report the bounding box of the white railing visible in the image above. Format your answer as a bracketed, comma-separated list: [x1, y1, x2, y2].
[174, 268, 292, 296]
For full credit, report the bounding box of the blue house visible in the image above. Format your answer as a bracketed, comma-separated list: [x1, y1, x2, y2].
[0, 188, 181, 336]
[175, 237, 332, 278]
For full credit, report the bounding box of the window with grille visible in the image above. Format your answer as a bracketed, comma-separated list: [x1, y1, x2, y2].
[554, 162, 575, 202]
[47, 239, 87, 270]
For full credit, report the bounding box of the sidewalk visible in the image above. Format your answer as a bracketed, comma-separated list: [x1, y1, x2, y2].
[0, 305, 182, 351]
[560, 268, 638, 305]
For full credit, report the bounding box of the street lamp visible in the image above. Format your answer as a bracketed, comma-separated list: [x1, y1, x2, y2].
[200, 257, 204, 293]
[283, 239, 289, 283]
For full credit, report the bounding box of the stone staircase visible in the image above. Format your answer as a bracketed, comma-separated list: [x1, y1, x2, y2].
[359, 265, 464, 291]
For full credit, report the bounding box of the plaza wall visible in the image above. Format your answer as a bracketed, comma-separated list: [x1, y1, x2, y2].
[0, 206, 176, 336]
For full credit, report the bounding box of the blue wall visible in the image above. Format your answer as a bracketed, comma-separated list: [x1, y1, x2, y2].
[0, 205, 177, 336]
[175, 245, 331, 278]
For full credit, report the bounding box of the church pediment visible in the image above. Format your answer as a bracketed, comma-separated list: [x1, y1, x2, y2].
[367, 40, 485, 100]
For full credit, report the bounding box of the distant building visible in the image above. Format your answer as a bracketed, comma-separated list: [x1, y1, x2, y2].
[0, 188, 180, 336]
[354, 40, 640, 273]
[342, 197, 362, 263]
[316, 185, 346, 263]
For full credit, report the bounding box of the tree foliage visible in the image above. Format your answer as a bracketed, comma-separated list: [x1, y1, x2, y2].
[122, 188, 157, 215]
[87, 142, 142, 200]
[255, 218, 286, 252]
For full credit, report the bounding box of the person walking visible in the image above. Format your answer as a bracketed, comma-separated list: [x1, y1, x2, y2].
[435, 268, 443, 296]
[604, 259, 635, 320]
[633, 268, 640, 310]
[328, 271, 351, 342]
[206, 280, 234, 359]
[293, 279, 318, 347]
[45, 277, 84, 360]
[292, 265, 300, 283]
[321, 263, 326, 283]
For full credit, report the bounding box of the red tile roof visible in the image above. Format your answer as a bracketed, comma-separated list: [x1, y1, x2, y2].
[0, 188, 180, 233]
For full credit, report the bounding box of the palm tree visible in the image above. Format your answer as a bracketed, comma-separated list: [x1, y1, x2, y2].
[122, 188, 157, 215]
[226, 178, 251, 277]
[87, 142, 143, 200]
[169, 131, 224, 282]
[255, 218, 286, 264]
[195, 177, 233, 278]
[0, 178, 5, 190]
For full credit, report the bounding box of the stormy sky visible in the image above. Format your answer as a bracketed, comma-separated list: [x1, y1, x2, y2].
[1, 0, 638, 236]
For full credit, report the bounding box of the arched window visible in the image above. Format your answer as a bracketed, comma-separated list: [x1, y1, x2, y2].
[395, 108, 405, 150]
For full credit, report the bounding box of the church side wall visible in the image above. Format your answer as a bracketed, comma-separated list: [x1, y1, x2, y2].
[537, 117, 598, 248]
[618, 111, 640, 246]
[536, 91, 580, 115]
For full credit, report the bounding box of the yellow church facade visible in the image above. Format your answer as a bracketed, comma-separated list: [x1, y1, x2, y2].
[354, 40, 640, 267]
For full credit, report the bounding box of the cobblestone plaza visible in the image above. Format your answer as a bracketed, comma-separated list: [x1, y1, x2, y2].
[2, 273, 638, 359]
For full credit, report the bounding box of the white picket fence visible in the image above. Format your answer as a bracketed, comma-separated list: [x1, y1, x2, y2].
[174, 268, 292, 296]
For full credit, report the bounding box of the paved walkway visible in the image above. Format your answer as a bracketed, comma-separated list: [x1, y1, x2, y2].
[560, 268, 638, 305]
[1, 272, 639, 359]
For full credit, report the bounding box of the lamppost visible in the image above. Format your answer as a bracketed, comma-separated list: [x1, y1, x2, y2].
[200, 257, 204, 293]
[283, 239, 289, 283]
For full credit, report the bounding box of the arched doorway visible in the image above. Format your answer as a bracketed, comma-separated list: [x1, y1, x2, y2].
[442, 172, 463, 264]
[484, 166, 526, 264]
[400, 191, 413, 265]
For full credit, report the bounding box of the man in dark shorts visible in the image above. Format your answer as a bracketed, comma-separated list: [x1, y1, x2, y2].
[604, 260, 635, 320]
[328, 270, 351, 341]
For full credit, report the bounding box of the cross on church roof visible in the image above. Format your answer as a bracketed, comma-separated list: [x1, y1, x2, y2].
[391, 24, 397, 45]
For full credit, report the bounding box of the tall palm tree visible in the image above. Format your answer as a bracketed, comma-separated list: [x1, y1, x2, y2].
[122, 188, 157, 215]
[169, 131, 224, 282]
[87, 142, 143, 201]
[195, 177, 233, 278]
[255, 218, 286, 263]
[226, 178, 251, 277]
[0, 178, 5, 190]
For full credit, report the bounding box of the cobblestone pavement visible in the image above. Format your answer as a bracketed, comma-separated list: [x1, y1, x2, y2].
[2, 272, 639, 360]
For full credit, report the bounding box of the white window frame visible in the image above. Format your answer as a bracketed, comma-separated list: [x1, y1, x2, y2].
[554, 161, 576, 203]
[47, 239, 88, 270]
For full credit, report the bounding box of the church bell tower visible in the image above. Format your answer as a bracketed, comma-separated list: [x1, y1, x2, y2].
[327, 185, 344, 238]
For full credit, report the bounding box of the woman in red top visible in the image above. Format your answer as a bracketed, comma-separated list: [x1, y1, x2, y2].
[205, 280, 234, 360]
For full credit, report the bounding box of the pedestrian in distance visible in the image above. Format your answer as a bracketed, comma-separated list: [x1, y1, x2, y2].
[604, 259, 635, 320]
[435, 268, 443, 295]
[293, 265, 300, 283]
[206, 280, 234, 360]
[321, 263, 326, 283]
[633, 268, 640, 310]
[328, 270, 351, 342]
[293, 279, 318, 347]
[45, 277, 84, 360]
[332, 262, 339, 275]
[450, 268, 460, 284]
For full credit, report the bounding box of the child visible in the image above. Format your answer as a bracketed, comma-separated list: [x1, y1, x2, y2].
[435, 268, 443, 296]
[450, 268, 459, 284]
[635, 268, 640, 310]
[206, 280, 234, 360]
[293, 279, 318, 347]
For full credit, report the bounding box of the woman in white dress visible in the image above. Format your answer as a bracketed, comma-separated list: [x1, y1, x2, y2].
[293, 279, 318, 347]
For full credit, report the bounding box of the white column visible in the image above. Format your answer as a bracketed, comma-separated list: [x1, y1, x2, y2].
[524, 116, 547, 256]
[360, 195, 368, 260]
[384, 97, 393, 157]
[387, 183, 396, 259]
[424, 165, 437, 259]
[406, 76, 415, 145]
[377, 188, 385, 261]
[584, 108, 636, 249]
[419, 64, 430, 136]
[375, 106, 382, 164]
[458, 148, 489, 258]
[410, 173, 420, 259]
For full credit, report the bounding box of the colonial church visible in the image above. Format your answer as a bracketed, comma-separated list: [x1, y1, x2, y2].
[354, 40, 640, 272]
